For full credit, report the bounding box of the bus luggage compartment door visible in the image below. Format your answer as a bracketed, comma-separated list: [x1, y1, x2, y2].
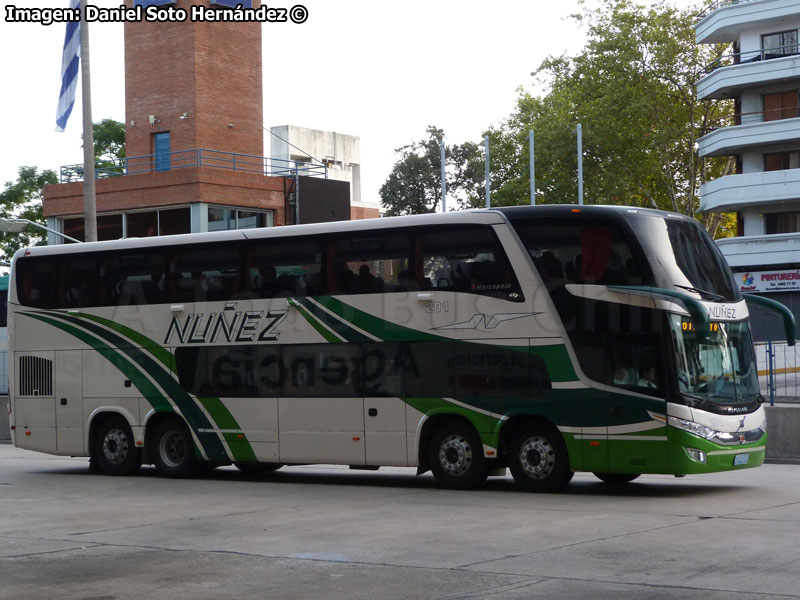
[13, 351, 57, 454]
[55, 350, 84, 456]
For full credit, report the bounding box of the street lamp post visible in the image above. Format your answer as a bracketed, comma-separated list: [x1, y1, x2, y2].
[0, 218, 82, 244]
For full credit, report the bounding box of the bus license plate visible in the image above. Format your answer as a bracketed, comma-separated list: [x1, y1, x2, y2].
[734, 454, 749, 466]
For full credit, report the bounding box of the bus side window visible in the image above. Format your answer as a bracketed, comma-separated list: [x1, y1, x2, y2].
[246, 238, 322, 298]
[419, 226, 523, 302]
[17, 258, 56, 308]
[327, 234, 411, 296]
[62, 256, 97, 308]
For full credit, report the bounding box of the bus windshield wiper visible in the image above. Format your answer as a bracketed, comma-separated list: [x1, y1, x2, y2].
[674, 284, 724, 302]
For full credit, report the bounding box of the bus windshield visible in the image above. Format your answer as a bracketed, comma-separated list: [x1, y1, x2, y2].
[669, 315, 760, 405]
[631, 215, 740, 302]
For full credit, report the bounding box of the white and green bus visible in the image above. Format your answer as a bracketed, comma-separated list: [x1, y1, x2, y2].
[7, 206, 794, 491]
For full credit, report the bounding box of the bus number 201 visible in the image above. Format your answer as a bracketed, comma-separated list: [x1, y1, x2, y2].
[426, 301, 449, 314]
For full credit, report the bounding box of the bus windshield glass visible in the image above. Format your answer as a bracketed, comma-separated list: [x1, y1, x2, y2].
[669, 315, 760, 405]
[631, 215, 740, 302]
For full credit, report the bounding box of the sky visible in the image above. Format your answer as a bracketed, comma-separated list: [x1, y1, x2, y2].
[0, 0, 683, 207]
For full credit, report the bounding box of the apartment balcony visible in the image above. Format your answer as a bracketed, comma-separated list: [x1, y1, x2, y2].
[698, 53, 800, 100]
[700, 169, 800, 212]
[697, 0, 800, 44]
[717, 232, 800, 269]
[698, 116, 800, 157]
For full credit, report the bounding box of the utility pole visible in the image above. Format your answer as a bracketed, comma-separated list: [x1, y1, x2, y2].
[440, 139, 446, 212]
[80, 0, 97, 241]
[484, 135, 490, 208]
[577, 123, 584, 205]
[529, 130, 535, 205]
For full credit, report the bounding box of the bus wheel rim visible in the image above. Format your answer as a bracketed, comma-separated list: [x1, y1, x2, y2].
[159, 431, 186, 468]
[439, 434, 473, 477]
[519, 435, 554, 479]
[103, 429, 129, 464]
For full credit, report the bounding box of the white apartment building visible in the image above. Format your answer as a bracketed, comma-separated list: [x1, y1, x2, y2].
[696, 0, 800, 339]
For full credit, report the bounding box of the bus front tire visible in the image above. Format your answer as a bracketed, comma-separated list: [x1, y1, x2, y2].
[428, 421, 489, 490]
[507, 423, 573, 492]
[594, 473, 641, 484]
[93, 415, 142, 476]
[151, 419, 197, 478]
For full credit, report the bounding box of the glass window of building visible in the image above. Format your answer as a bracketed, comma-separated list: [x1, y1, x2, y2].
[208, 206, 273, 231]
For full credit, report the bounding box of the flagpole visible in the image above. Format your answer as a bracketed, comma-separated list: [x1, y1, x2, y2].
[80, 0, 97, 242]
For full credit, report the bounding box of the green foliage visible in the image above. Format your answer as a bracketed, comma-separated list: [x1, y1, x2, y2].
[62, 118, 127, 181]
[0, 166, 58, 265]
[380, 0, 737, 236]
[380, 126, 484, 215]
[487, 0, 734, 233]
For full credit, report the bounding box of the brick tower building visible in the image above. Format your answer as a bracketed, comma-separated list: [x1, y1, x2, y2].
[43, 0, 349, 242]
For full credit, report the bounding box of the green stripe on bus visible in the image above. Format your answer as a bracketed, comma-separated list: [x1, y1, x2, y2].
[296, 297, 372, 343]
[288, 298, 343, 343]
[315, 295, 445, 342]
[61, 312, 174, 372]
[404, 397, 502, 448]
[525, 344, 578, 383]
[29, 311, 231, 463]
[198, 397, 258, 463]
[47, 311, 257, 463]
[315, 296, 579, 383]
[22, 313, 173, 414]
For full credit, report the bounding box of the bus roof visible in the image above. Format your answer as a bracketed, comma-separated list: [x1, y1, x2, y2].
[11, 204, 692, 263]
[12, 209, 508, 260]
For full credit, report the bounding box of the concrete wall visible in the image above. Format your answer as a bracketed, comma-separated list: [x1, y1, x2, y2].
[0, 396, 9, 444]
[765, 404, 800, 461]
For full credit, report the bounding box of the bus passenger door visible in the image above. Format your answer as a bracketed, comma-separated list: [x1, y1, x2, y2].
[55, 350, 84, 455]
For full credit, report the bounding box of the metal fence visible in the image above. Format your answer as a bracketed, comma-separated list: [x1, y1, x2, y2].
[60, 149, 328, 183]
[756, 341, 800, 405]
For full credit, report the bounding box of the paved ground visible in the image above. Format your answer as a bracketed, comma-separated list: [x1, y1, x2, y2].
[1, 446, 800, 599]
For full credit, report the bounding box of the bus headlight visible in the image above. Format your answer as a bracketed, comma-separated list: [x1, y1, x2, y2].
[668, 416, 718, 440]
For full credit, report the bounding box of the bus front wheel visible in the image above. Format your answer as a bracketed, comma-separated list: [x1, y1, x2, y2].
[151, 419, 197, 478]
[93, 415, 142, 476]
[428, 421, 489, 490]
[507, 423, 573, 492]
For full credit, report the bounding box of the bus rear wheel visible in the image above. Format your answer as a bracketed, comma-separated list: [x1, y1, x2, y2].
[151, 419, 197, 478]
[428, 421, 489, 490]
[507, 423, 573, 492]
[93, 415, 142, 476]
[594, 473, 640, 484]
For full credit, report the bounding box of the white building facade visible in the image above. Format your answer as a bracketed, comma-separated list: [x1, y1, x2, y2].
[270, 126, 379, 219]
[697, 0, 800, 339]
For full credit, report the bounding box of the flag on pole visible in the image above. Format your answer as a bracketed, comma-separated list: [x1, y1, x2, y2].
[55, 0, 81, 132]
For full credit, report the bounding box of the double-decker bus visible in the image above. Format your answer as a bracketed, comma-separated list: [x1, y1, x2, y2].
[7, 206, 794, 491]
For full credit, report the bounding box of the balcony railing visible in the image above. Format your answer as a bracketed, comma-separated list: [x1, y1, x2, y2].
[703, 43, 800, 74]
[702, 106, 800, 133]
[696, 0, 763, 22]
[60, 149, 328, 183]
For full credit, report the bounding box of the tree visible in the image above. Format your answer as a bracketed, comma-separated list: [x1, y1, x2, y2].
[93, 118, 126, 176]
[380, 126, 484, 216]
[0, 166, 58, 265]
[0, 119, 126, 265]
[62, 118, 127, 181]
[485, 0, 735, 237]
